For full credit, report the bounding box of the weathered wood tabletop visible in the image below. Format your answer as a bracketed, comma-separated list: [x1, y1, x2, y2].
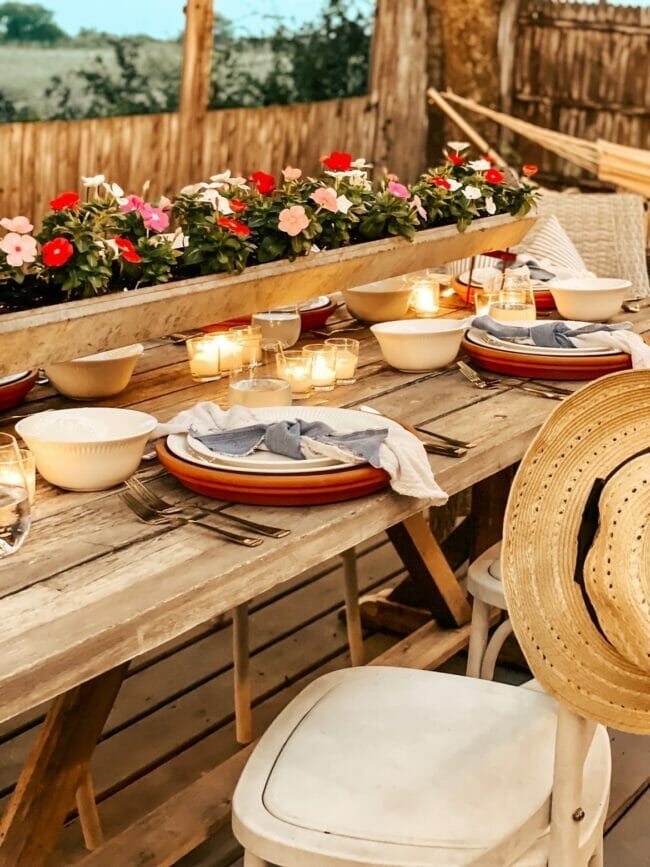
[0, 293, 649, 865]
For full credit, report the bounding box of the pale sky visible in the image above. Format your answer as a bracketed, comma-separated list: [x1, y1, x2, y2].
[43, 1, 375, 39]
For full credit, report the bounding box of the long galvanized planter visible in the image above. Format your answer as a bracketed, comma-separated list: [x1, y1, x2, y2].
[0, 213, 535, 376]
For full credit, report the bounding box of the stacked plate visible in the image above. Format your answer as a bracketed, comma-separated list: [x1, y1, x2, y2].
[157, 406, 392, 506]
[0, 371, 38, 411]
[463, 322, 631, 380]
[453, 268, 555, 310]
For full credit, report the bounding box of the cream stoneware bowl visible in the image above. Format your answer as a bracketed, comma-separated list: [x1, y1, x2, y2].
[16, 407, 156, 491]
[342, 277, 412, 323]
[371, 319, 465, 372]
[548, 278, 631, 322]
[44, 344, 144, 400]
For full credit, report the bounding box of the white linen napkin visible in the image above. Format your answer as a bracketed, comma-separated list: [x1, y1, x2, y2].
[152, 402, 448, 503]
[570, 329, 650, 368]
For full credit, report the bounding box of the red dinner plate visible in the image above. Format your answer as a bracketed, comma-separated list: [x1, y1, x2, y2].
[156, 440, 390, 506]
[0, 371, 38, 411]
[461, 337, 631, 380]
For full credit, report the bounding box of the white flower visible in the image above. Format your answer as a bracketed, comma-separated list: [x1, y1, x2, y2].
[336, 194, 353, 214]
[463, 185, 482, 201]
[209, 170, 248, 189]
[485, 196, 496, 215]
[447, 141, 469, 153]
[351, 157, 372, 169]
[447, 178, 462, 192]
[469, 159, 491, 171]
[102, 181, 126, 202]
[98, 238, 119, 257]
[82, 174, 105, 187]
[311, 243, 321, 253]
[324, 168, 369, 188]
[180, 182, 205, 195]
[217, 194, 233, 215]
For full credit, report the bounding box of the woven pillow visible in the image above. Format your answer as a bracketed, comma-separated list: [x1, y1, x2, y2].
[512, 214, 589, 274]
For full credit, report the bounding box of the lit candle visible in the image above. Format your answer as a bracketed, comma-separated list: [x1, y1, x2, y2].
[0, 449, 36, 504]
[325, 337, 360, 384]
[186, 335, 221, 381]
[215, 335, 243, 373]
[303, 344, 337, 391]
[229, 326, 263, 368]
[228, 377, 292, 408]
[409, 278, 440, 317]
[276, 351, 313, 398]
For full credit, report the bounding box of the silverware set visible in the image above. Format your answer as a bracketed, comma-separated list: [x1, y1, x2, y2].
[456, 360, 573, 401]
[120, 477, 290, 546]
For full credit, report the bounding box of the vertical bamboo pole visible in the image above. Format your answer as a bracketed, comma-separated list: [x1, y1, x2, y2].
[178, 0, 215, 187]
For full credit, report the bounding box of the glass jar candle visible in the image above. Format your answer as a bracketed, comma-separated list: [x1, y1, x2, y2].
[276, 351, 313, 398]
[186, 334, 222, 382]
[229, 325, 263, 368]
[325, 337, 360, 384]
[303, 344, 338, 391]
[408, 274, 440, 317]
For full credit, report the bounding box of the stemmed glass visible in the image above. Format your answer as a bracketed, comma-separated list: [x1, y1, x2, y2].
[0, 434, 31, 557]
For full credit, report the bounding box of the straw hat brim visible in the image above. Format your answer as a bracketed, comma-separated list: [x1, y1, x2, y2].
[502, 369, 650, 734]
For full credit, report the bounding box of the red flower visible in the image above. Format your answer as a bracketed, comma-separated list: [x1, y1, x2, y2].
[430, 177, 451, 190]
[249, 171, 276, 195]
[448, 154, 464, 166]
[113, 236, 142, 264]
[485, 168, 505, 184]
[229, 199, 247, 213]
[42, 237, 74, 267]
[50, 191, 80, 211]
[218, 217, 251, 237]
[522, 164, 539, 178]
[321, 151, 353, 172]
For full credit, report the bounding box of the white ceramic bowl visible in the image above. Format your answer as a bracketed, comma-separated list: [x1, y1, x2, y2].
[342, 277, 412, 323]
[16, 407, 156, 491]
[548, 278, 631, 322]
[371, 319, 465, 372]
[44, 344, 144, 400]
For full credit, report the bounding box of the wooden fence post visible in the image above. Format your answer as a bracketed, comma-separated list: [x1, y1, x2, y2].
[178, 0, 215, 186]
[370, 0, 430, 181]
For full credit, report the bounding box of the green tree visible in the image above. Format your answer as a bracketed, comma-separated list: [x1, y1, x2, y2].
[0, 2, 66, 42]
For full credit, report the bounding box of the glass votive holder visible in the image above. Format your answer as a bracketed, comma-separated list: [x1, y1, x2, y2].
[252, 305, 301, 349]
[473, 288, 499, 317]
[0, 432, 22, 461]
[229, 325, 263, 368]
[408, 274, 440, 317]
[302, 344, 338, 392]
[186, 333, 244, 382]
[228, 368, 292, 408]
[325, 337, 360, 384]
[276, 350, 314, 398]
[0, 447, 36, 504]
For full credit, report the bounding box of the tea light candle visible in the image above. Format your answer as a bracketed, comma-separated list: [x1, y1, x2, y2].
[409, 278, 440, 316]
[276, 351, 313, 398]
[228, 377, 292, 408]
[229, 326, 263, 368]
[325, 337, 360, 384]
[186, 335, 221, 382]
[303, 344, 337, 391]
[0, 449, 36, 504]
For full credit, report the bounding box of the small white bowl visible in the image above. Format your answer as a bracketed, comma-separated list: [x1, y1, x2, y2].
[343, 277, 412, 323]
[16, 407, 156, 491]
[371, 319, 465, 372]
[548, 278, 631, 322]
[44, 344, 144, 400]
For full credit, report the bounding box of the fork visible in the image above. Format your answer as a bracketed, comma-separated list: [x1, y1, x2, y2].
[120, 490, 263, 547]
[457, 361, 568, 400]
[126, 477, 290, 538]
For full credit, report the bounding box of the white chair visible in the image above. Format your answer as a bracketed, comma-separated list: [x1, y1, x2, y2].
[465, 540, 513, 680]
[233, 666, 610, 867]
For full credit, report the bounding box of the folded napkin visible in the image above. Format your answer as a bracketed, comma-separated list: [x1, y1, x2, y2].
[471, 316, 650, 369]
[153, 403, 448, 503]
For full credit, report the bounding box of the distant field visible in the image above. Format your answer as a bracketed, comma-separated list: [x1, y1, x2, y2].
[1, 41, 183, 117]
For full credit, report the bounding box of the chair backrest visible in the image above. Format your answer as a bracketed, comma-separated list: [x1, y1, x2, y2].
[535, 190, 649, 297]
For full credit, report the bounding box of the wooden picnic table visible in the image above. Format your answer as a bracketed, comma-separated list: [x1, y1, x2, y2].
[0, 293, 648, 865]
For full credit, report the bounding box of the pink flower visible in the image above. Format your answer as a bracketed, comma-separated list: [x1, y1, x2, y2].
[0, 232, 37, 267]
[282, 166, 302, 181]
[0, 216, 33, 234]
[412, 194, 427, 221]
[158, 195, 173, 211]
[388, 181, 410, 199]
[140, 204, 170, 233]
[310, 187, 338, 213]
[278, 205, 309, 237]
[120, 195, 145, 214]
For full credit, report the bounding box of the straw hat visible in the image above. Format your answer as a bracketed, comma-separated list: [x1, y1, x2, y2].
[502, 369, 650, 734]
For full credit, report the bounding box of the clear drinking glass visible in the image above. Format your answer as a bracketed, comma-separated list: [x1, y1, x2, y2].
[276, 350, 314, 398]
[0, 448, 36, 504]
[489, 271, 536, 322]
[325, 337, 360, 384]
[228, 351, 292, 408]
[0, 444, 31, 557]
[473, 287, 500, 316]
[302, 344, 338, 392]
[252, 305, 302, 349]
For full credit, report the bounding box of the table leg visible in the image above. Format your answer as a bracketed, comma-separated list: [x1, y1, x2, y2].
[233, 603, 253, 745]
[75, 766, 104, 850]
[340, 547, 365, 666]
[0, 663, 128, 867]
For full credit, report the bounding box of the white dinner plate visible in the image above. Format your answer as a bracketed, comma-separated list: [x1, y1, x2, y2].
[466, 322, 620, 358]
[276, 296, 331, 313]
[167, 406, 398, 476]
[0, 371, 30, 387]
